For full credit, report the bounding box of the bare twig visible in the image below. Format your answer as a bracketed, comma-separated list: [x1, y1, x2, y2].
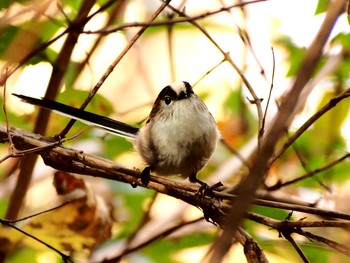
[193, 58, 226, 87]
[1, 68, 13, 148]
[283, 232, 310, 263]
[84, 0, 268, 35]
[271, 88, 350, 164]
[2, 201, 71, 224]
[236, 228, 269, 263]
[0, 205, 74, 263]
[0, 132, 82, 164]
[165, 3, 264, 143]
[267, 152, 350, 191]
[260, 47, 276, 138]
[301, 230, 350, 257]
[103, 217, 204, 262]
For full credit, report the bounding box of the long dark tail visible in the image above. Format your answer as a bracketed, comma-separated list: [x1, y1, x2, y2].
[13, 94, 139, 139]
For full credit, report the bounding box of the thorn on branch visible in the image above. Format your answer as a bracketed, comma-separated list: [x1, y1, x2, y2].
[246, 96, 263, 104]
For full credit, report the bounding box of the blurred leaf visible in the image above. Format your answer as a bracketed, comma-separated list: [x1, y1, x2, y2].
[331, 32, 350, 48]
[301, 243, 330, 263]
[57, 89, 114, 115]
[60, 0, 81, 19]
[0, 97, 34, 131]
[23, 172, 112, 255]
[274, 36, 307, 77]
[0, 26, 19, 58]
[115, 189, 154, 239]
[6, 247, 49, 263]
[315, 0, 330, 15]
[0, 0, 31, 10]
[221, 89, 256, 147]
[251, 205, 290, 221]
[223, 89, 242, 113]
[103, 135, 134, 159]
[0, 199, 8, 218]
[143, 232, 214, 263]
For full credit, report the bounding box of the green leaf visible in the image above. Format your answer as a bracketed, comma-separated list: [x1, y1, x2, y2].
[0, 26, 19, 59]
[273, 36, 307, 77]
[0, 0, 31, 11]
[103, 135, 134, 159]
[7, 248, 57, 263]
[251, 205, 290, 221]
[315, 0, 331, 15]
[143, 232, 215, 263]
[331, 32, 350, 49]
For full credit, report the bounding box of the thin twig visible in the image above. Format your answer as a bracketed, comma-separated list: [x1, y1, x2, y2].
[300, 230, 350, 257]
[59, 0, 172, 138]
[260, 47, 276, 138]
[84, 0, 268, 35]
[267, 152, 350, 191]
[103, 217, 204, 262]
[2, 68, 13, 147]
[0, 131, 82, 164]
[165, 3, 264, 143]
[2, 201, 72, 224]
[193, 58, 226, 87]
[0, 218, 72, 262]
[283, 232, 310, 263]
[271, 88, 350, 164]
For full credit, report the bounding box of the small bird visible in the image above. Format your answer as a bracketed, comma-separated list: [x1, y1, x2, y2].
[13, 81, 220, 190]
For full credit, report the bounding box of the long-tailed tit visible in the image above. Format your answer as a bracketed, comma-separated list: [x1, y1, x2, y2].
[13, 81, 220, 190]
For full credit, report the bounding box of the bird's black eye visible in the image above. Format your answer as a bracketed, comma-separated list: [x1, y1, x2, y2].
[164, 96, 172, 105]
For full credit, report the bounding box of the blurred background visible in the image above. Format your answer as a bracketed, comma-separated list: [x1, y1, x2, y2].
[0, 0, 349, 262]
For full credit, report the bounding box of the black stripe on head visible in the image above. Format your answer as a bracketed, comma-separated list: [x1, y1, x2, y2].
[178, 81, 194, 100]
[184, 81, 194, 95]
[146, 82, 194, 123]
[158, 85, 178, 101]
[146, 85, 177, 123]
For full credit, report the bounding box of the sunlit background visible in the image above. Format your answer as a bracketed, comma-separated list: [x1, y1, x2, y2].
[0, 0, 349, 262]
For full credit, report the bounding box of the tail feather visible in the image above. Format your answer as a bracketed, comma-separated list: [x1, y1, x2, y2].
[13, 93, 139, 139]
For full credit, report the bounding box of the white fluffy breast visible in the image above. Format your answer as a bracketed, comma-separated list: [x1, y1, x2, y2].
[135, 82, 220, 177]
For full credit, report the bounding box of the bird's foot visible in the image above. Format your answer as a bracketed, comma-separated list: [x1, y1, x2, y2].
[141, 166, 151, 186]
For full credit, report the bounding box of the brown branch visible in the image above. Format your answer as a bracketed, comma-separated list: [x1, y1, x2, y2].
[247, 213, 350, 258]
[300, 230, 350, 257]
[2, 125, 350, 222]
[236, 228, 269, 263]
[0, 132, 81, 164]
[247, 212, 350, 228]
[2, 125, 350, 260]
